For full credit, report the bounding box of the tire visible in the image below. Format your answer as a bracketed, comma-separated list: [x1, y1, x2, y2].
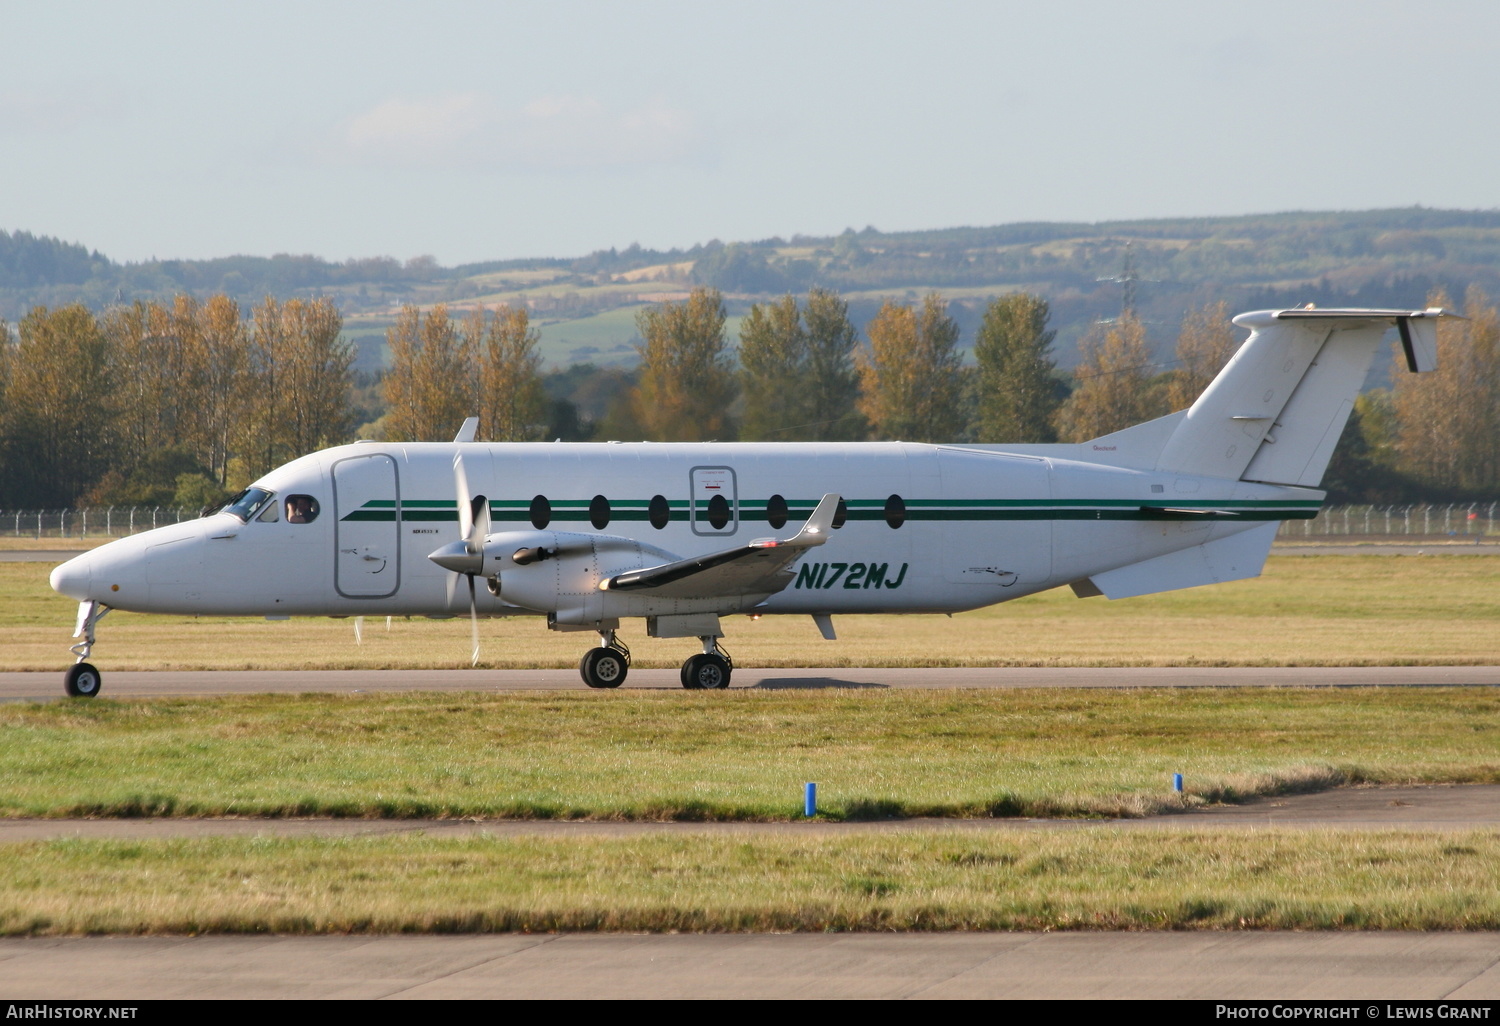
[579, 647, 627, 689]
[64, 662, 102, 698]
[682, 653, 731, 690]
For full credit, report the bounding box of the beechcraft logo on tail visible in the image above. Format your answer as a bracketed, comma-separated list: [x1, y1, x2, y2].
[794, 562, 909, 589]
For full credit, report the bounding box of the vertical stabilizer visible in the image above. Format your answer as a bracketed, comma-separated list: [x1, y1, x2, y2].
[1151, 307, 1452, 487]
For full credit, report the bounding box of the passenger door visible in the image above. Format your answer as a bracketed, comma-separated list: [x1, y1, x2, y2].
[333, 453, 401, 598]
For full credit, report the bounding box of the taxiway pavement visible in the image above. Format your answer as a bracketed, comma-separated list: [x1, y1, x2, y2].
[5, 664, 1500, 700]
[2, 931, 1498, 999]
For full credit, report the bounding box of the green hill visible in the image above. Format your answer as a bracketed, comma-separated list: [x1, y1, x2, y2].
[6, 207, 1499, 369]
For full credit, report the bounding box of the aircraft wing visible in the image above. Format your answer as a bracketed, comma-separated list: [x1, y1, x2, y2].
[598, 494, 840, 600]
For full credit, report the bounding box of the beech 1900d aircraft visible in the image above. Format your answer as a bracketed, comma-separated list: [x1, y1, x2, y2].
[49, 306, 1452, 696]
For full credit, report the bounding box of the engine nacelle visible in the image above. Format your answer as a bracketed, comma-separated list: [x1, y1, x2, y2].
[480, 530, 675, 622]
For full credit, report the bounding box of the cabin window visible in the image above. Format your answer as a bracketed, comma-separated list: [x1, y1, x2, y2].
[884, 493, 906, 529]
[765, 493, 789, 530]
[529, 495, 550, 529]
[648, 494, 670, 530]
[832, 497, 848, 529]
[590, 494, 611, 530]
[285, 495, 320, 525]
[707, 493, 731, 529]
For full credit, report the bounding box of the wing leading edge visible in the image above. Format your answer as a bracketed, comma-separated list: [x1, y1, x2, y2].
[598, 493, 841, 600]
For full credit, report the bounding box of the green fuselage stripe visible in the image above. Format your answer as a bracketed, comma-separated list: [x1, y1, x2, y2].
[343, 498, 1319, 524]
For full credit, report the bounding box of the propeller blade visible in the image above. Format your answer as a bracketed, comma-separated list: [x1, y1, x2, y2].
[354, 616, 363, 645]
[468, 573, 480, 666]
[453, 453, 474, 541]
[468, 494, 489, 554]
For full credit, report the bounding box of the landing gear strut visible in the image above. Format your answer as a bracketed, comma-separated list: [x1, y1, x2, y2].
[65, 601, 109, 698]
[579, 630, 630, 689]
[681, 636, 732, 690]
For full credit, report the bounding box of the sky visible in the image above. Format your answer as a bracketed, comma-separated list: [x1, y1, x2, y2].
[3, 0, 1498, 266]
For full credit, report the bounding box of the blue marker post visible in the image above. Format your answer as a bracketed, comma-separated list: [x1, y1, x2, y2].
[1172, 773, 1183, 793]
[804, 782, 817, 818]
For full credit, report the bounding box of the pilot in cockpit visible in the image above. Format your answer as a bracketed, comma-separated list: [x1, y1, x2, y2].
[286, 495, 320, 524]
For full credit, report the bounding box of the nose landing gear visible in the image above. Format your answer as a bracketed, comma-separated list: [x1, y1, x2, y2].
[64, 601, 110, 698]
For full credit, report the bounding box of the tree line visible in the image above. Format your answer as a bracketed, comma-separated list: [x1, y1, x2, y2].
[3, 285, 1497, 509]
[0, 296, 353, 508]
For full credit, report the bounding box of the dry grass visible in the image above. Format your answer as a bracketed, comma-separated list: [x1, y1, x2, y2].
[4, 555, 1499, 670]
[4, 829, 1499, 934]
[2, 689, 1496, 820]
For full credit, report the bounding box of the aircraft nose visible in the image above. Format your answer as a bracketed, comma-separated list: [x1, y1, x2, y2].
[50, 554, 93, 600]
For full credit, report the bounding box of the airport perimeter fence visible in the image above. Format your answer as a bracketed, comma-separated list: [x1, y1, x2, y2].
[1275, 501, 1499, 541]
[2, 502, 1497, 542]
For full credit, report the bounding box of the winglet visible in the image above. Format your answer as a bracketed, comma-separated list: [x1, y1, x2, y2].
[787, 493, 841, 548]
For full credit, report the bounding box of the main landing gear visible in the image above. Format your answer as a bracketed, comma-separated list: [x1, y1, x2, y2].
[681, 637, 732, 690]
[574, 631, 734, 690]
[64, 600, 110, 698]
[580, 630, 630, 689]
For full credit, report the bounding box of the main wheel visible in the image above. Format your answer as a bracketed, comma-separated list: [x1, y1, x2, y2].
[579, 647, 627, 689]
[681, 653, 731, 690]
[64, 662, 102, 698]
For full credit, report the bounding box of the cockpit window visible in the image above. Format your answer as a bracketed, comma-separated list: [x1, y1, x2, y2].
[256, 501, 280, 523]
[286, 495, 320, 524]
[219, 487, 274, 522]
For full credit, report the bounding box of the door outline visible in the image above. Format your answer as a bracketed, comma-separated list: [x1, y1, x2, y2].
[689, 465, 738, 537]
[332, 453, 401, 598]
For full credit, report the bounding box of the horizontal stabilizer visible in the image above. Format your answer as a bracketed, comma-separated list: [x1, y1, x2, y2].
[1080, 523, 1278, 600]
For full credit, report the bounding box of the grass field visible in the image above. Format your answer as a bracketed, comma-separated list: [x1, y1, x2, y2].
[3, 688, 1496, 820]
[4, 555, 1498, 671]
[4, 830, 1499, 935]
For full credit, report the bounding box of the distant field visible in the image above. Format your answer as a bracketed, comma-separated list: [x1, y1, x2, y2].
[3, 556, 1497, 671]
[531, 305, 644, 365]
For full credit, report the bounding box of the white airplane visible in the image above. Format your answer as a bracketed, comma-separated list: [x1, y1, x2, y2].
[49, 305, 1450, 696]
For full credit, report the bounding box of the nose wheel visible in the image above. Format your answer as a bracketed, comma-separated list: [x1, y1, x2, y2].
[65, 662, 102, 698]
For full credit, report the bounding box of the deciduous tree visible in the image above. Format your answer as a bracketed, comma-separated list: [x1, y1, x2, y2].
[242, 296, 354, 475]
[973, 292, 1059, 442]
[634, 287, 736, 441]
[473, 304, 547, 442]
[802, 288, 864, 440]
[1053, 312, 1165, 441]
[1166, 301, 1238, 411]
[857, 293, 964, 442]
[383, 303, 474, 443]
[1391, 286, 1500, 494]
[6, 305, 114, 505]
[738, 294, 806, 441]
